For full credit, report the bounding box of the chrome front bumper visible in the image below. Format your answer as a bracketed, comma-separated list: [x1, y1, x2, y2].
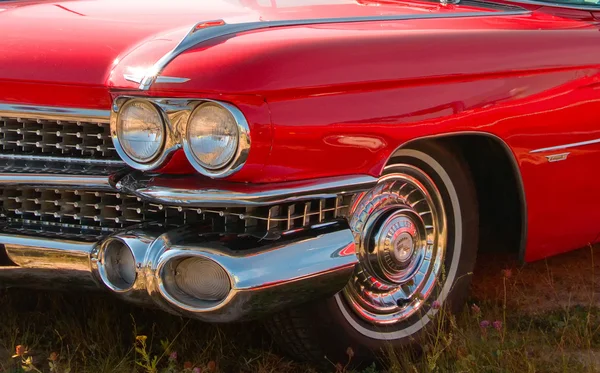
[0, 103, 377, 322]
[0, 173, 376, 322]
[0, 223, 356, 322]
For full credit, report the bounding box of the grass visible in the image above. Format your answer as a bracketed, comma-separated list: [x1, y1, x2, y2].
[1, 247, 599, 372]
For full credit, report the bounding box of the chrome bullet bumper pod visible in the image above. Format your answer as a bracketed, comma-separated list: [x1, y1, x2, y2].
[0, 223, 357, 322]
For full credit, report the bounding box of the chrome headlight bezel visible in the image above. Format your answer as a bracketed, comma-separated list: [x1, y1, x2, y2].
[182, 101, 251, 178]
[111, 99, 173, 171]
[110, 97, 250, 178]
[114, 99, 166, 165]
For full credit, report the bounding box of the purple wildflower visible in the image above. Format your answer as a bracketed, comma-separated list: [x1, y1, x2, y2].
[168, 351, 177, 362]
[493, 320, 503, 331]
[432, 300, 441, 310]
[480, 320, 491, 338]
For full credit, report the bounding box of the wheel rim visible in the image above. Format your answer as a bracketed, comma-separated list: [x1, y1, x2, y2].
[342, 166, 447, 325]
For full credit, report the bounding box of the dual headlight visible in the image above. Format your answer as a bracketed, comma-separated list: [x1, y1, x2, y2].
[113, 98, 249, 177]
[185, 103, 239, 171]
[117, 100, 165, 164]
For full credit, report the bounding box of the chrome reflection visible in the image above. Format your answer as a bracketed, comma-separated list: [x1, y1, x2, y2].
[0, 103, 110, 123]
[96, 238, 137, 292]
[0, 173, 112, 189]
[169, 257, 231, 302]
[115, 99, 166, 165]
[0, 234, 98, 288]
[110, 97, 182, 172]
[149, 224, 357, 321]
[137, 6, 531, 91]
[0, 222, 358, 322]
[530, 138, 600, 154]
[110, 96, 250, 177]
[182, 101, 250, 178]
[120, 172, 377, 207]
[342, 169, 446, 325]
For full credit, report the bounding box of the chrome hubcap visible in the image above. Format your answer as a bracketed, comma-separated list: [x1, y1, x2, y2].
[366, 208, 426, 285]
[343, 168, 446, 325]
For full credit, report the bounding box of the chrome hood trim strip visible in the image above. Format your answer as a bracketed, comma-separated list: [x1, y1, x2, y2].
[139, 5, 530, 90]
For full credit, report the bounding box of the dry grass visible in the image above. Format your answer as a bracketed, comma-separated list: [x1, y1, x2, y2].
[1, 246, 599, 373]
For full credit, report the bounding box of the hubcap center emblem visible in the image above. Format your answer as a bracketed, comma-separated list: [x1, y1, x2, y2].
[361, 208, 426, 285]
[393, 232, 414, 263]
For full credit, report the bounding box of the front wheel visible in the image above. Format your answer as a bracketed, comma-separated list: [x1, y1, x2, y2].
[266, 142, 479, 364]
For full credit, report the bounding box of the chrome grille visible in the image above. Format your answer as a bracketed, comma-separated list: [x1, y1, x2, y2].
[0, 157, 124, 175]
[0, 187, 352, 240]
[0, 117, 119, 160]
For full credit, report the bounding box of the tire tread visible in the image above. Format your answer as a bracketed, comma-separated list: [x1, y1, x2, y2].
[265, 142, 479, 364]
[265, 307, 324, 362]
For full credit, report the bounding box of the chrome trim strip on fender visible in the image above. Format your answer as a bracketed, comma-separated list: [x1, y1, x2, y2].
[138, 6, 531, 90]
[530, 138, 600, 153]
[0, 103, 110, 123]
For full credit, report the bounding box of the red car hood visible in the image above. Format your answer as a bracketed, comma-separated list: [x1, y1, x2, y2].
[0, 0, 508, 90]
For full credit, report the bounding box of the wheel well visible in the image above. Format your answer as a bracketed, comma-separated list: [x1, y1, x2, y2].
[0, 246, 15, 266]
[391, 135, 526, 260]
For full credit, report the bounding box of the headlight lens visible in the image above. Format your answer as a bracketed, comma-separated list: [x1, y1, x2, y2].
[186, 102, 239, 170]
[116, 100, 165, 163]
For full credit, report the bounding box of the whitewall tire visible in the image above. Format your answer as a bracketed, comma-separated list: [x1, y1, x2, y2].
[266, 142, 479, 365]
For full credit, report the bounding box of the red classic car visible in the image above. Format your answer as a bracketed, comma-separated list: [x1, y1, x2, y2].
[0, 0, 598, 364]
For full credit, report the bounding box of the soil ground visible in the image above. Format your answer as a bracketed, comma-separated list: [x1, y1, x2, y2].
[1, 245, 599, 372]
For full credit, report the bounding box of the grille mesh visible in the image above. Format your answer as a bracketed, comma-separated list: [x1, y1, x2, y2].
[0, 187, 352, 240]
[0, 117, 118, 160]
[0, 158, 123, 175]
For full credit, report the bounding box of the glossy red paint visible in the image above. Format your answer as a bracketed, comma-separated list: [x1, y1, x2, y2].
[157, 4, 600, 261]
[0, 0, 501, 89]
[2, 0, 600, 263]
